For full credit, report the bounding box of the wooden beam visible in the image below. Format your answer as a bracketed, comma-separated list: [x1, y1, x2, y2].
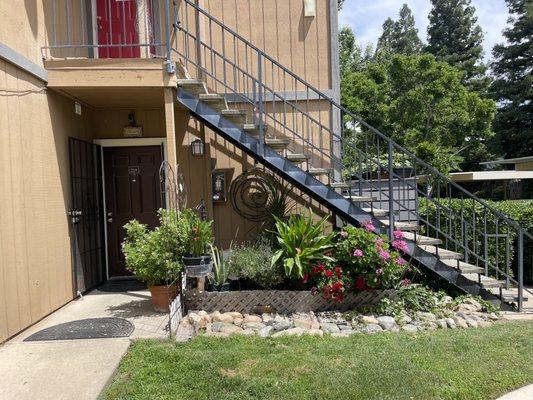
[164, 88, 177, 170]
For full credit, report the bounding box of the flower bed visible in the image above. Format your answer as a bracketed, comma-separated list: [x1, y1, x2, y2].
[184, 289, 396, 314]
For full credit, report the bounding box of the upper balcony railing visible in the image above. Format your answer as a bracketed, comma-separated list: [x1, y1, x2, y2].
[42, 0, 173, 66]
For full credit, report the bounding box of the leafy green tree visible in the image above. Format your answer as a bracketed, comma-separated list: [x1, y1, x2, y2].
[341, 54, 496, 173]
[426, 0, 487, 90]
[489, 0, 533, 159]
[376, 4, 423, 57]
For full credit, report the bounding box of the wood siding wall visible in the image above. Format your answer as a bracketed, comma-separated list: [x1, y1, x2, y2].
[0, 60, 93, 343]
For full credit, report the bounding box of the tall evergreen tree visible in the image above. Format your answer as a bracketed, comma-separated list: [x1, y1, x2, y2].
[376, 4, 422, 56]
[426, 0, 486, 87]
[489, 0, 533, 159]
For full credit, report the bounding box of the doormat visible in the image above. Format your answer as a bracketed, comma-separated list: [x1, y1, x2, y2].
[98, 280, 147, 293]
[23, 318, 134, 342]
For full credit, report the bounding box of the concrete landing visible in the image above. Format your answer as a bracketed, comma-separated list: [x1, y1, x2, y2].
[0, 284, 168, 400]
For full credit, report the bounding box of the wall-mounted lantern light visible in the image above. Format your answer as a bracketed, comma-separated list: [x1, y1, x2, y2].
[191, 138, 205, 157]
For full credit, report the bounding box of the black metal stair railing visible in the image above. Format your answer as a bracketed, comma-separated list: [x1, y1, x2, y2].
[173, 0, 532, 310]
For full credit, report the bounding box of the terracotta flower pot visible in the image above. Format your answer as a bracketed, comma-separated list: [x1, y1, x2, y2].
[148, 284, 179, 312]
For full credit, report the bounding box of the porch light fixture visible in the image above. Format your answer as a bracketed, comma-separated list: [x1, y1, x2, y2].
[191, 139, 205, 157]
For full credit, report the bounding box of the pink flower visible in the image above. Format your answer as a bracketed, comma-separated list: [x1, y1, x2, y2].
[401, 278, 411, 286]
[393, 230, 404, 239]
[375, 268, 383, 275]
[340, 230, 348, 238]
[353, 249, 363, 257]
[379, 250, 391, 261]
[395, 257, 406, 266]
[362, 219, 375, 232]
[375, 237, 384, 247]
[392, 239, 409, 253]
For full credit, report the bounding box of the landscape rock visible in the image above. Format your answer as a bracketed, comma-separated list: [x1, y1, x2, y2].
[273, 320, 292, 331]
[175, 319, 195, 342]
[397, 315, 412, 325]
[359, 315, 379, 325]
[211, 322, 243, 334]
[242, 322, 266, 331]
[436, 319, 448, 329]
[305, 329, 324, 337]
[321, 323, 341, 334]
[257, 326, 274, 338]
[360, 324, 383, 334]
[453, 316, 469, 329]
[243, 314, 263, 324]
[401, 324, 418, 333]
[415, 312, 437, 322]
[272, 327, 306, 337]
[211, 312, 234, 324]
[446, 318, 457, 329]
[377, 316, 399, 331]
[293, 315, 320, 330]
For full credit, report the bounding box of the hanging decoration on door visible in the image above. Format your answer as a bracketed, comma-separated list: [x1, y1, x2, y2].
[230, 167, 292, 223]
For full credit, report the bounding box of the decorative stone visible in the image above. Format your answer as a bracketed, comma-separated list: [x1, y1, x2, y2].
[233, 318, 243, 326]
[377, 316, 399, 331]
[401, 324, 418, 333]
[238, 329, 256, 336]
[488, 313, 500, 321]
[464, 318, 478, 328]
[415, 312, 437, 321]
[446, 318, 457, 329]
[226, 312, 244, 319]
[424, 322, 438, 331]
[257, 326, 274, 338]
[338, 325, 354, 332]
[360, 324, 383, 334]
[397, 315, 412, 325]
[453, 316, 469, 329]
[321, 323, 341, 334]
[273, 320, 292, 331]
[293, 315, 320, 330]
[242, 322, 266, 331]
[436, 319, 448, 329]
[359, 315, 379, 325]
[211, 322, 243, 334]
[262, 314, 275, 325]
[305, 329, 324, 337]
[243, 314, 262, 324]
[175, 319, 195, 342]
[211, 312, 234, 324]
[272, 327, 306, 337]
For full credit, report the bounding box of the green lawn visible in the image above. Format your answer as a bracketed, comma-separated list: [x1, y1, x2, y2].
[103, 321, 533, 400]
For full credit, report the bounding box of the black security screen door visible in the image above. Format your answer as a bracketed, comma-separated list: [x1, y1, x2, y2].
[68, 137, 106, 293]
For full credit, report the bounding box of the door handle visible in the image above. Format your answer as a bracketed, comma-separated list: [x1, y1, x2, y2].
[107, 217, 113, 223]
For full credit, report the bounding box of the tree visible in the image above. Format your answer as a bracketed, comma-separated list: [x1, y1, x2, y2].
[426, 0, 487, 89]
[489, 0, 533, 159]
[341, 54, 496, 173]
[339, 26, 358, 76]
[376, 4, 423, 56]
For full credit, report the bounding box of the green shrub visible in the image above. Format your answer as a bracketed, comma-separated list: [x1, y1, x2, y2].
[122, 209, 186, 286]
[377, 284, 442, 316]
[209, 244, 230, 287]
[271, 213, 337, 279]
[229, 238, 283, 288]
[419, 199, 533, 282]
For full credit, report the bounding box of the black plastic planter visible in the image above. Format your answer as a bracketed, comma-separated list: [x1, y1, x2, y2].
[183, 255, 213, 278]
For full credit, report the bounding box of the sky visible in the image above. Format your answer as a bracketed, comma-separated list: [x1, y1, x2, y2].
[339, 0, 510, 62]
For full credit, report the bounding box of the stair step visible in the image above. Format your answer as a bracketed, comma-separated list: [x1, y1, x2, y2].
[242, 124, 267, 135]
[265, 138, 290, 149]
[177, 79, 207, 95]
[343, 195, 376, 203]
[330, 182, 351, 189]
[361, 207, 389, 217]
[378, 219, 419, 231]
[501, 295, 528, 303]
[402, 231, 442, 245]
[286, 154, 309, 163]
[440, 259, 485, 274]
[221, 109, 247, 119]
[463, 274, 506, 289]
[308, 168, 333, 177]
[420, 245, 463, 260]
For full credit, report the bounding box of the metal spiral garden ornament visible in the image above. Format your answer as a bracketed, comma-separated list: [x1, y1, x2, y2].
[230, 167, 291, 223]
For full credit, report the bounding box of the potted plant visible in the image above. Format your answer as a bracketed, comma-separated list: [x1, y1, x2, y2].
[182, 209, 214, 278]
[207, 244, 230, 291]
[122, 209, 185, 312]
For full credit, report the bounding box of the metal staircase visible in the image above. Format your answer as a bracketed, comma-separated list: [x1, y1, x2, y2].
[172, 0, 532, 310]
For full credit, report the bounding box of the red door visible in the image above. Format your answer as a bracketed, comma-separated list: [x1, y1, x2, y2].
[97, 0, 140, 58]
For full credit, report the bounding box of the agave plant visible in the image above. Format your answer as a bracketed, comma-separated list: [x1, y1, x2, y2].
[271, 213, 337, 279]
[209, 244, 230, 288]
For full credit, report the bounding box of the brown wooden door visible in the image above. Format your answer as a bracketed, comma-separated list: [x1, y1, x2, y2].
[104, 146, 163, 277]
[68, 138, 106, 293]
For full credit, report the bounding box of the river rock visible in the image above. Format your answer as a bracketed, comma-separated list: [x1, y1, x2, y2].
[360, 315, 379, 325]
[361, 324, 383, 334]
[453, 316, 469, 329]
[402, 324, 418, 333]
[242, 322, 266, 331]
[272, 327, 306, 337]
[243, 314, 262, 324]
[257, 326, 274, 338]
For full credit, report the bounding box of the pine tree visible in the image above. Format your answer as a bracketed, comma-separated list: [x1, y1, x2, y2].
[489, 0, 533, 159]
[427, 0, 486, 87]
[376, 4, 422, 56]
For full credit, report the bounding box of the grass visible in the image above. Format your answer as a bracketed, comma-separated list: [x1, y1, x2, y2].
[102, 321, 533, 400]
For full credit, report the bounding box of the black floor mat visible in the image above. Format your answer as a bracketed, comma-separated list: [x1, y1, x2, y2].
[23, 317, 134, 342]
[97, 279, 147, 293]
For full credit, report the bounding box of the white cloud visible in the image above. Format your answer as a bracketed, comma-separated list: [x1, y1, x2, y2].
[339, 0, 509, 61]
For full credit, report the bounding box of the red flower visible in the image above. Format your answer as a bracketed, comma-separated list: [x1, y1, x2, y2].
[334, 266, 343, 278]
[318, 264, 326, 273]
[332, 281, 343, 291]
[355, 276, 366, 291]
[302, 273, 309, 283]
[325, 269, 334, 278]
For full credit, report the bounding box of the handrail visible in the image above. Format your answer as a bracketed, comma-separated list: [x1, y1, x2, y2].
[178, 0, 531, 238]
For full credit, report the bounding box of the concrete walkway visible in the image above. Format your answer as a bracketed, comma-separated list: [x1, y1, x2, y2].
[0, 283, 168, 400]
[497, 384, 533, 400]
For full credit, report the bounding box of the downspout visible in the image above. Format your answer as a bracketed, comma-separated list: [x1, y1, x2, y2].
[164, 0, 175, 73]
